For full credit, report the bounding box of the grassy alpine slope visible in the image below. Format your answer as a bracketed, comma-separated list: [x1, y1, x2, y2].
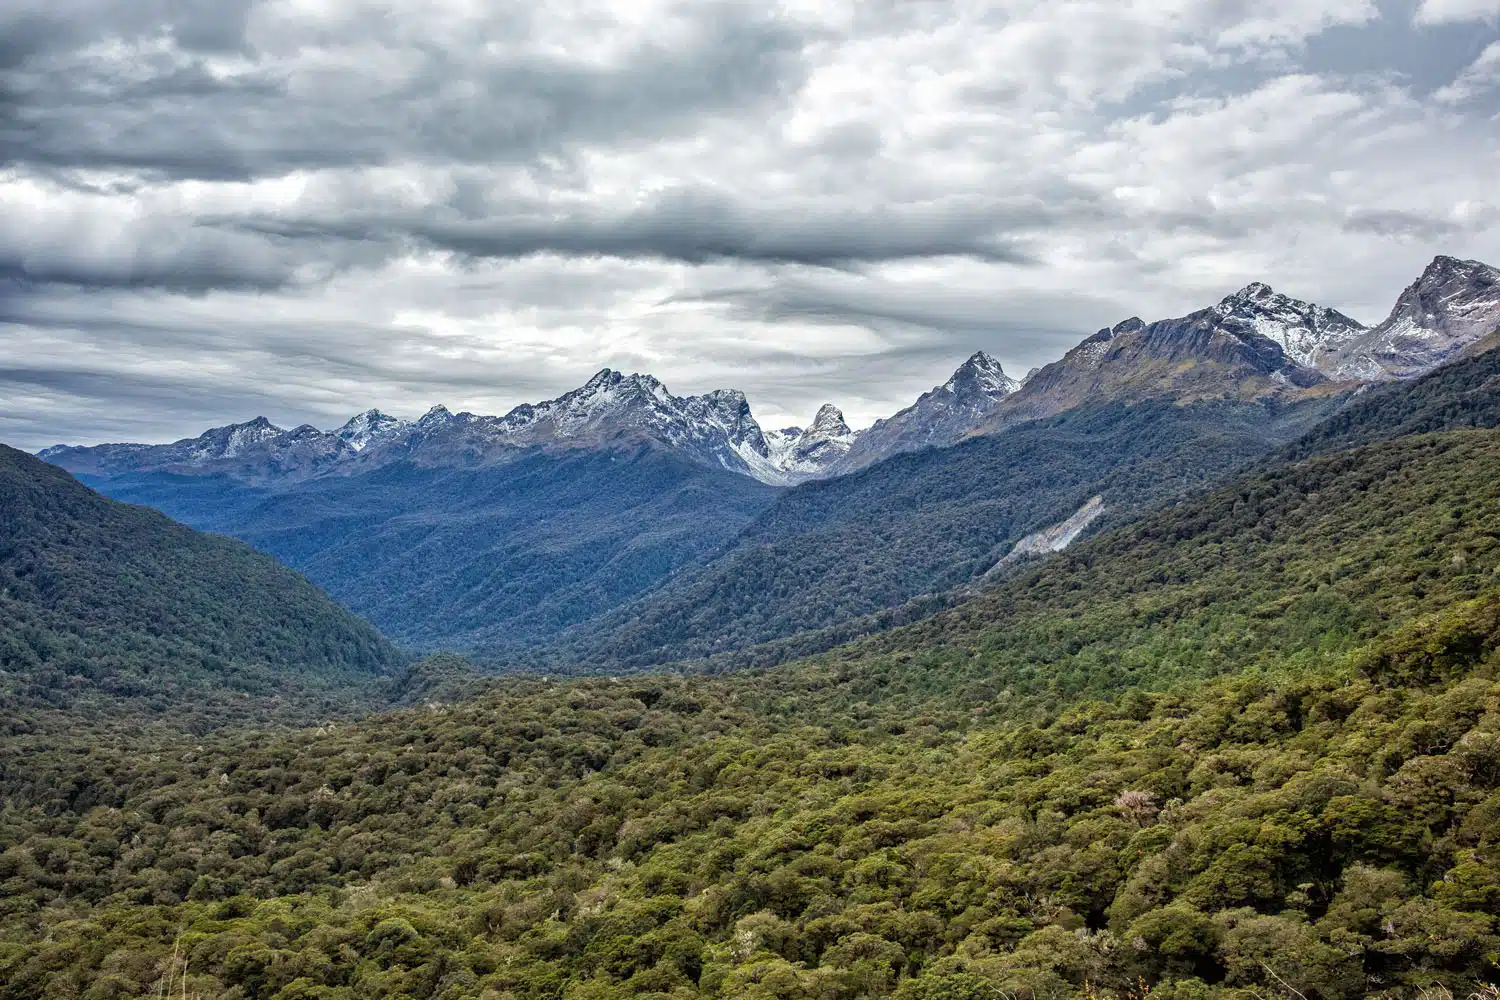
[0, 445, 402, 732]
[4, 428, 1500, 999]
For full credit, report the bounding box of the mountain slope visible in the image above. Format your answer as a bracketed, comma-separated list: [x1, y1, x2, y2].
[833, 351, 1019, 473]
[86, 446, 780, 653]
[851, 428, 1500, 704]
[530, 396, 1343, 670]
[5, 429, 1500, 1000]
[0, 445, 400, 726]
[1283, 343, 1500, 462]
[978, 291, 1339, 438]
[1328, 255, 1500, 380]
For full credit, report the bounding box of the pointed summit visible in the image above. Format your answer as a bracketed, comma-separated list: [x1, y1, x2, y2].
[1208, 281, 1366, 369]
[809, 403, 851, 436]
[582, 368, 619, 390]
[944, 351, 1021, 398]
[335, 409, 407, 452]
[831, 352, 1021, 473]
[763, 403, 857, 474]
[1327, 255, 1500, 380]
[1226, 281, 1275, 303]
[418, 404, 454, 427]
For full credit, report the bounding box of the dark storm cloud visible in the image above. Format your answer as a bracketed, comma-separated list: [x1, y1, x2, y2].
[242, 188, 1060, 268]
[0, 1, 809, 181]
[0, 232, 301, 292]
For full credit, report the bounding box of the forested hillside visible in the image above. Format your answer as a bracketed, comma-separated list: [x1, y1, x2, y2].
[841, 429, 1500, 708]
[0, 445, 401, 730]
[535, 398, 1341, 670]
[85, 447, 779, 653]
[5, 428, 1500, 999]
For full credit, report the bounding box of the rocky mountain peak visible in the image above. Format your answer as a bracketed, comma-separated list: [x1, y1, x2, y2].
[769, 403, 857, 472]
[336, 409, 407, 452]
[944, 351, 1020, 398]
[417, 405, 454, 427]
[809, 404, 851, 436]
[1233, 281, 1275, 301]
[582, 368, 620, 391]
[829, 353, 1021, 474]
[680, 389, 768, 456]
[1325, 255, 1500, 380]
[1426, 255, 1492, 280]
[1206, 281, 1366, 369]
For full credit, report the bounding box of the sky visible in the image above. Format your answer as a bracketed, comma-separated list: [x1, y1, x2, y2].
[2, 0, 1499, 449]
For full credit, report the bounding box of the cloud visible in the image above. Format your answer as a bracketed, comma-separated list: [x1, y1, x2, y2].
[237, 187, 1058, 268]
[1415, 0, 1500, 25]
[1, 0, 1499, 450]
[1, 1, 808, 181]
[1434, 41, 1500, 102]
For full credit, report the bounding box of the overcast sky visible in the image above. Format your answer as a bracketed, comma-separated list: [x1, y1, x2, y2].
[3, 0, 1499, 448]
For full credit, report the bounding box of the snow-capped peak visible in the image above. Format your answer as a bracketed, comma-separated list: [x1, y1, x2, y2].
[681, 388, 769, 456]
[1325, 254, 1500, 380]
[417, 405, 455, 427]
[1426, 255, 1495, 282]
[943, 351, 1020, 398]
[808, 403, 851, 437]
[335, 409, 408, 452]
[192, 417, 286, 460]
[1211, 281, 1367, 369]
[758, 403, 858, 480]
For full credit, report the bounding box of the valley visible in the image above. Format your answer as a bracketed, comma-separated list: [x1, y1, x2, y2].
[4, 257, 1500, 1000]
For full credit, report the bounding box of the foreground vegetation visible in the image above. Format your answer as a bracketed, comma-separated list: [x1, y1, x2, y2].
[3, 593, 1500, 1000]
[5, 428, 1500, 999]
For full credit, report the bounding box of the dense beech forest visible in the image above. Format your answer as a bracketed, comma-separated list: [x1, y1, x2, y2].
[0, 446, 401, 733]
[4, 427, 1500, 998]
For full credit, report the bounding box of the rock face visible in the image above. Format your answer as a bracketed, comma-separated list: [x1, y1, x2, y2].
[1325, 256, 1500, 380]
[765, 405, 858, 480]
[832, 352, 1020, 473]
[984, 495, 1106, 577]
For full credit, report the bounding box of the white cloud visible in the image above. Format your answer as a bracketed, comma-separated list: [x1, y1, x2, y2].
[1435, 41, 1500, 102]
[1414, 0, 1500, 25]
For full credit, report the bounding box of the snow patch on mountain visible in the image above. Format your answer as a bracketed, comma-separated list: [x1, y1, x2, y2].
[336, 410, 408, 452]
[1211, 282, 1367, 369]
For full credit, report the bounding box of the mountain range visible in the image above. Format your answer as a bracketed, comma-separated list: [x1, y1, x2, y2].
[41, 255, 1500, 490]
[31, 254, 1500, 667]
